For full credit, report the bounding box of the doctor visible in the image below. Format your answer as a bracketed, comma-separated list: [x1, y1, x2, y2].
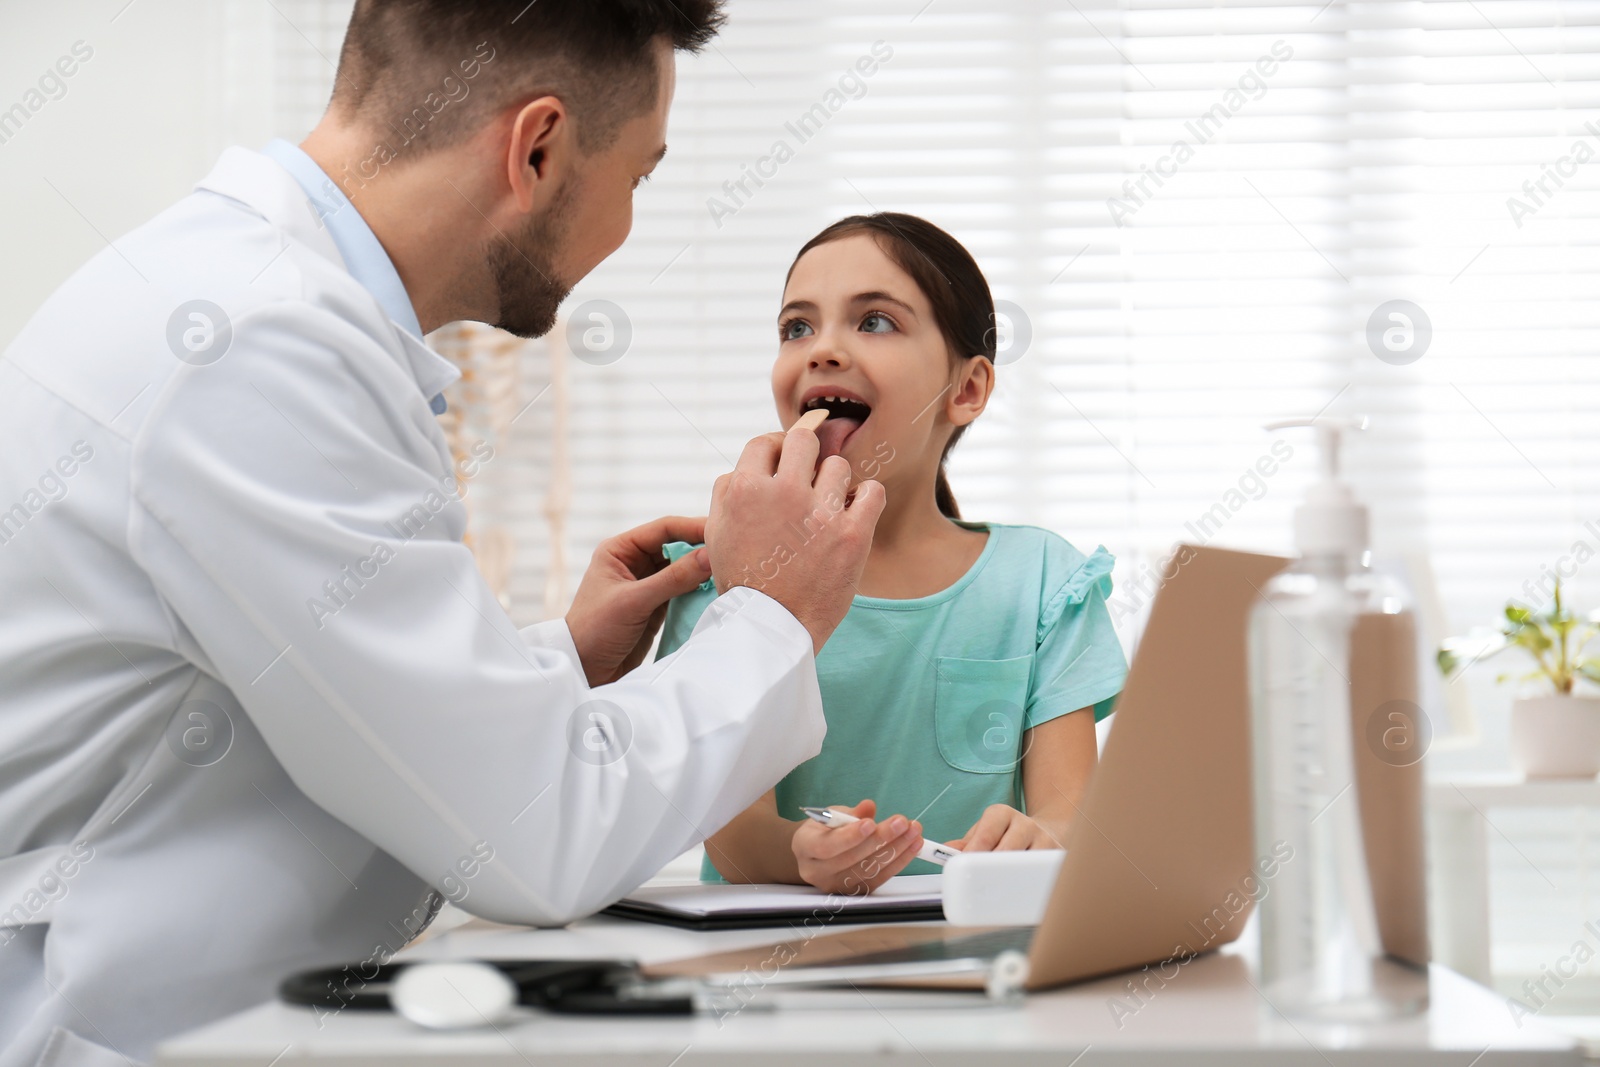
[0, 1, 888, 1064]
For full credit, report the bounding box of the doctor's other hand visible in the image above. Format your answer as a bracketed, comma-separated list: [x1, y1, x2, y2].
[705, 424, 885, 653]
[950, 804, 1063, 853]
[792, 800, 923, 895]
[565, 515, 714, 686]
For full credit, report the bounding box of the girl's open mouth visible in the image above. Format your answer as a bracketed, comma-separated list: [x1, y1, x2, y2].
[802, 394, 872, 459]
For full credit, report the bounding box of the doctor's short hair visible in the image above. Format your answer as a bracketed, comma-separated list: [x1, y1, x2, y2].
[330, 0, 725, 154]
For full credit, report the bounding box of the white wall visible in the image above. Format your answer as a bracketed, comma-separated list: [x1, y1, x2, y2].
[0, 0, 288, 347]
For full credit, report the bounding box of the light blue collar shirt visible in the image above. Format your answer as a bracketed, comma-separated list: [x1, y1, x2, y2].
[261, 139, 448, 415]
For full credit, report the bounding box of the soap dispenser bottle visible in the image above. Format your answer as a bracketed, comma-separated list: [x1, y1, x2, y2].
[1248, 416, 1427, 1021]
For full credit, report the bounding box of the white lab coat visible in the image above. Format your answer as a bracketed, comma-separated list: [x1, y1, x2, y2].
[0, 147, 825, 1067]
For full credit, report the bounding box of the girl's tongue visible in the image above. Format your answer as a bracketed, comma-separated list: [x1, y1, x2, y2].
[814, 412, 862, 459]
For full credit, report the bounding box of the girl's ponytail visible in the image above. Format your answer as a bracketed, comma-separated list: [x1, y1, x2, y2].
[934, 464, 961, 519]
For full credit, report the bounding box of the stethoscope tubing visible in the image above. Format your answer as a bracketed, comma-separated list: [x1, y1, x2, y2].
[278, 958, 694, 1016]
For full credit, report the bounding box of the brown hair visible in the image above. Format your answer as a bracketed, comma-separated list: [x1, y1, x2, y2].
[786, 213, 996, 519]
[332, 0, 726, 154]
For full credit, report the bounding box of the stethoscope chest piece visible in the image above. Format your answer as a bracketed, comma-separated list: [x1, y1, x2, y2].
[391, 962, 520, 1030]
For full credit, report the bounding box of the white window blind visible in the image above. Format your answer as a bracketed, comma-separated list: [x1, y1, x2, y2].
[252, 0, 1600, 995]
[539, 0, 1600, 653]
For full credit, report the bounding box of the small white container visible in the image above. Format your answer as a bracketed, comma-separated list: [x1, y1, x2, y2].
[940, 849, 1065, 926]
[1511, 694, 1600, 779]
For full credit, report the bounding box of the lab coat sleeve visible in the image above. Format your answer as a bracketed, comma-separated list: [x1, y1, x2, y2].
[128, 302, 826, 925]
[518, 618, 588, 682]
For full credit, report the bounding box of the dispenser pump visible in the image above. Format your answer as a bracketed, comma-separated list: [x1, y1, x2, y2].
[1265, 416, 1370, 557]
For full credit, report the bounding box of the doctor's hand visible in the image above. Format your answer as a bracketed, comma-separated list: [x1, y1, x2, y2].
[792, 800, 924, 895]
[706, 425, 885, 654]
[565, 515, 715, 686]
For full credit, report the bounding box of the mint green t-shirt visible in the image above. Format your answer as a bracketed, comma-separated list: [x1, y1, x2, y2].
[655, 522, 1129, 881]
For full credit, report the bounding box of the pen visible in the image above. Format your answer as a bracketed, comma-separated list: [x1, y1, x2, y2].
[798, 806, 962, 866]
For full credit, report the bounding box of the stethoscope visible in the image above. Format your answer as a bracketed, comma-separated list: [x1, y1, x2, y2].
[279, 959, 706, 1028]
[280, 952, 1029, 1029]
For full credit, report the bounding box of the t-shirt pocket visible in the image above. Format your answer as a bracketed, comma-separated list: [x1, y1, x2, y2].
[933, 655, 1034, 774]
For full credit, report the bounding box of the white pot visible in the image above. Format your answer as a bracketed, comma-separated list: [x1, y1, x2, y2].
[1510, 694, 1600, 779]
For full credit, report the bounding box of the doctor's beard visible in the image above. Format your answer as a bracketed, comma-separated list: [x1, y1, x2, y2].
[485, 179, 577, 339]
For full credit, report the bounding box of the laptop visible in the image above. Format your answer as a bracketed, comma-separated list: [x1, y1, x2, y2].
[645, 543, 1426, 993]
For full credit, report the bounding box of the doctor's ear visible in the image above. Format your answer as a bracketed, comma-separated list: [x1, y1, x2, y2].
[504, 96, 568, 214]
[946, 355, 995, 428]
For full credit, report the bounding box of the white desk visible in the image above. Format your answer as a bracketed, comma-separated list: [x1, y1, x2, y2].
[156, 910, 1580, 1066]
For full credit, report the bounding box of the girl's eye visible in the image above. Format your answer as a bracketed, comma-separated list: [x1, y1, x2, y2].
[860, 312, 896, 334]
[781, 319, 813, 341]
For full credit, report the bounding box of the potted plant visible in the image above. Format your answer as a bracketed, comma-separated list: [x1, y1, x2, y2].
[1438, 578, 1600, 778]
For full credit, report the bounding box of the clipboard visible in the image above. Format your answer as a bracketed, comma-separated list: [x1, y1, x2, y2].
[602, 874, 946, 930]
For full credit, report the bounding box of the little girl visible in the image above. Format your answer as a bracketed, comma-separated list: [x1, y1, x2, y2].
[657, 213, 1128, 893]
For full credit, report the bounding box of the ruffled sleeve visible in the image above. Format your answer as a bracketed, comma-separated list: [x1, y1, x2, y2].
[1038, 544, 1115, 643]
[1027, 542, 1128, 726]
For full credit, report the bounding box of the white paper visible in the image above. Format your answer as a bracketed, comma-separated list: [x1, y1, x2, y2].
[620, 874, 943, 917]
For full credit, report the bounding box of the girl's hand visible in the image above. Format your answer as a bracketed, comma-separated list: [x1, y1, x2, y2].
[791, 799, 924, 895]
[950, 804, 1063, 853]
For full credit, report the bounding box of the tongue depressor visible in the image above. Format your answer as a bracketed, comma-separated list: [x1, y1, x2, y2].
[794, 408, 830, 433]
